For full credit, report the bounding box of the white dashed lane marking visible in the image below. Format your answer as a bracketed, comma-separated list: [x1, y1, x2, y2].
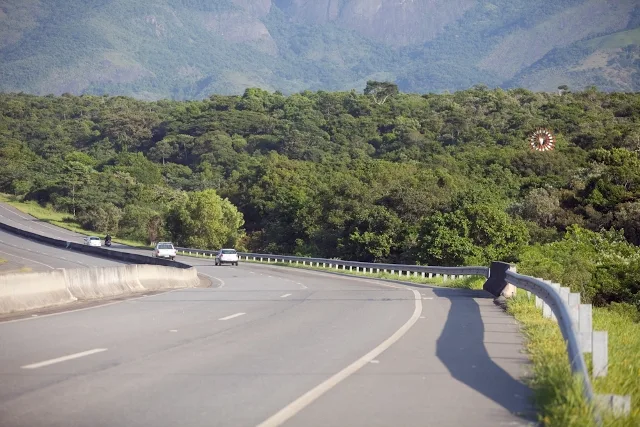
[21, 348, 108, 369]
[219, 312, 246, 321]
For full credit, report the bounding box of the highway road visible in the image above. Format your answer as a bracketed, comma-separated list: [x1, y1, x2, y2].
[0, 202, 536, 426]
[0, 227, 126, 272]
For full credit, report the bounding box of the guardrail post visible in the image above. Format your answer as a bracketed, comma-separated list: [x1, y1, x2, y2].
[568, 293, 580, 332]
[593, 331, 608, 378]
[595, 394, 632, 417]
[535, 294, 543, 309]
[579, 304, 593, 353]
[559, 287, 570, 308]
[548, 282, 560, 321]
[541, 280, 553, 319]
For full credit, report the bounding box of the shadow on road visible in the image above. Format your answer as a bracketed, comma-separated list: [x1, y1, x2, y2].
[432, 287, 536, 422]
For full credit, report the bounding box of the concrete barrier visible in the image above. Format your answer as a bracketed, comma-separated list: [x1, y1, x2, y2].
[64, 265, 145, 300]
[0, 270, 76, 313]
[136, 265, 199, 291]
[0, 265, 201, 314]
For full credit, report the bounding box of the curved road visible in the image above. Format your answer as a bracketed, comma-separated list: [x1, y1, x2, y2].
[0, 203, 535, 426]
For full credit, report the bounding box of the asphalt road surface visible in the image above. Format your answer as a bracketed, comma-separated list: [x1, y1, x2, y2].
[0, 202, 536, 426]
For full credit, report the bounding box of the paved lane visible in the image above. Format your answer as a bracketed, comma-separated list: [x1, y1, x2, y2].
[0, 202, 536, 426]
[0, 203, 81, 241]
[0, 228, 125, 272]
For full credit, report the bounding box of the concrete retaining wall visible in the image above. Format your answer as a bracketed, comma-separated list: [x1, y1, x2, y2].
[0, 265, 200, 314]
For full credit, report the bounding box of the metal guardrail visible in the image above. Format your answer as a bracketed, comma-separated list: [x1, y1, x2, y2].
[175, 248, 490, 278]
[1, 221, 624, 420]
[506, 271, 594, 402]
[176, 246, 611, 417]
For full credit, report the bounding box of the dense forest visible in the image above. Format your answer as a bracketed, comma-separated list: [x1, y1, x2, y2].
[1, 86, 639, 311]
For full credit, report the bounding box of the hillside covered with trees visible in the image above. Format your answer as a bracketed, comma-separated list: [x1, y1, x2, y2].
[1, 86, 639, 311]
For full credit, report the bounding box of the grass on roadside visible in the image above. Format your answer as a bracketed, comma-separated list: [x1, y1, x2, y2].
[0, 193, 151, 249]
[507, 291, 640, 426]
[262, 260, 486, 289]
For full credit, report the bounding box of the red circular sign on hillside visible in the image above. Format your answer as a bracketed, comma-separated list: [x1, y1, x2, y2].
[529, 128, 555, 152]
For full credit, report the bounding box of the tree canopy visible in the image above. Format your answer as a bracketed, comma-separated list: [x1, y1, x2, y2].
[1, 87, 639, 309]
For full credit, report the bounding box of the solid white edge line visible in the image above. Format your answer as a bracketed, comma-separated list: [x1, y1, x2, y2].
[21, 348, 108, 369]
[0, 238, 91, 268]
[256, 288, 422, 427]
[199, 273, 225, 288]
[0, 248, 55, 269]
[0, 289, 183, 324]
[219, 312, 246, 321]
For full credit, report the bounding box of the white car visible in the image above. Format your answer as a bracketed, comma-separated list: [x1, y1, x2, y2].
[83, 236, 102, 247]
[153, 242, 176, 260]
[215, 249, 239, 266]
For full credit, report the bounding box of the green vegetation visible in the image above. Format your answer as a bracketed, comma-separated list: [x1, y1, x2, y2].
[0, 194, 150, 248]
[519, 226, 640, 309]
[1, 85, 639, 424]
[0, 0, 637, 98]
[1, 86, 639, 310]
[508, 292, 640, 426]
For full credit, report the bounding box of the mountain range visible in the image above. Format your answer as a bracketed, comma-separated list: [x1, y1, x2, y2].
[1, 0, 638, 99]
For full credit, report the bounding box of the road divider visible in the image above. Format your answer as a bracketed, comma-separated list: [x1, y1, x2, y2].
[0, 221, 201, 315]
[0, 264, 200, 314]
[0, 220, 191, 269]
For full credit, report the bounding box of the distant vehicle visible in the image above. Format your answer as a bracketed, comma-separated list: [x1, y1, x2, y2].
[215, 249, 239, 266]
[153, 242, 176, 260]
[105, 234, 112, 247]
[83, 236, 102, 247]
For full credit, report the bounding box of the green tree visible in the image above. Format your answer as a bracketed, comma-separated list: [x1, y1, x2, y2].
[364, 81, 399, 105]
[166, 189, 244, 249]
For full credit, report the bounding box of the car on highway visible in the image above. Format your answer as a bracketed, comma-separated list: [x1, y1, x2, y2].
[153, 242, 177, 260]
[215, 249, 239, 266]
[83, 236, 102, 247]
[153, 242, 176, 260]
